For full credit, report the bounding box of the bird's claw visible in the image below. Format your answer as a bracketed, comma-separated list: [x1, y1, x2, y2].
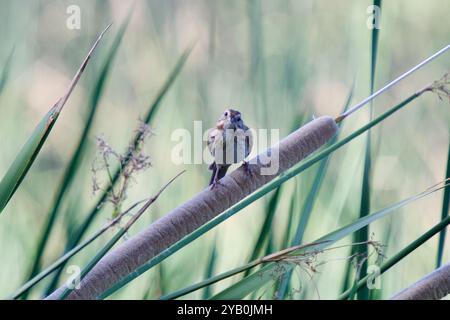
[242, 161, 253, 176]
[210, 179, 223, 190]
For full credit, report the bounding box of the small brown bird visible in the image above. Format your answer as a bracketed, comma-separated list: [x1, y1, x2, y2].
[207, 109, 253, 187]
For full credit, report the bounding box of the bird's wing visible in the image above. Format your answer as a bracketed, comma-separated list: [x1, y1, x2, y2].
[207, 128, 222, 156]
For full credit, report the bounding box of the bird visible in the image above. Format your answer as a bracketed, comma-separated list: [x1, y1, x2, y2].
[207, 108, 253, 187]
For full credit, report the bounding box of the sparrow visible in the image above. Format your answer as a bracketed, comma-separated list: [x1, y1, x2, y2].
[207, 109, 253, 187]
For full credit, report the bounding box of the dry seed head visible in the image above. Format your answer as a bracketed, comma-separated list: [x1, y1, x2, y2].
[91, 121, 153, 217]
[266, 239, 385, 298]
[425, 72, 450, 101]
[46, 116, 339, 299]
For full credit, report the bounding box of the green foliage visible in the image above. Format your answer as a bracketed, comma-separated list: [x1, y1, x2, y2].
[21, 19, 129, 299]
[210, 182, 445, 299]
[0, 26, 109, 215]
[276, 85, 354, 299]
[1, 2, 449, 301]
[340, 207, 450, 299]
[43, 44, 193, 295]
[58, 171, 183, 300]
[436, 144, 450, 268]
[99, 91, 424, 299]
[344, 0, 382, 300]
[0, 47, 13, 95]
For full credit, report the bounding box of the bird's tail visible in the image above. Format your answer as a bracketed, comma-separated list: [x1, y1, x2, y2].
[209, 162, 230, 186]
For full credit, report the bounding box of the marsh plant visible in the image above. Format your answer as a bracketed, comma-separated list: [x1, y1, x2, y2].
[1, 1, 450, 301]
[92, 121, 153, 218]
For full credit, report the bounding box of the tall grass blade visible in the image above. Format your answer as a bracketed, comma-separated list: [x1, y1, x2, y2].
[19, 18, 129, 300]
[0, 25, 110, 215]
[44, 45, 193, 295]
[370, 1, 381, 92]
[10, 192, 149, 299]
[273, 185, 297, 299]
[57, 171, 184, 300]
[161, 260, 260, 300]
[248, 0, 268, 126]
[276, 85, 354, 299]
[99, 91, 424, 299]
[244, 118, 306, 280]
[340, 206, 450, 300]
[281, 186, 297, 250]
[436, 143, 450, 268]
[161, 182, 445, 300]
[344, 1, 381, 299]
[11, 211, 119, 299]
[243, 186, 282, 278]
[210, 182, 447, 300]
[348, 263, 363, 300]
[0, 47, 13, 95]
[202, 239, 218, 299]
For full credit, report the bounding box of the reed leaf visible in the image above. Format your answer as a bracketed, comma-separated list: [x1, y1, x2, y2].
[43, 45, 193, 295]
[0, 25, 110, 215]
[244, 117, 306, 280]
[160, 182, 445, 300]
[210, 182, 447, 300]
[243, 186, 282, 278]
[56, 171, 184, 300]
[436, 143, 450, 268]
[340, 207, 450, 300]
[9, 194, 148, 299]
[346, 0, 382, 299]
[19, 18, 129, 300]
[0, 47, 13, 95]
[202, 238, 218, 299]
[276, 85, 354, 299]
[99, 89, 426, 299]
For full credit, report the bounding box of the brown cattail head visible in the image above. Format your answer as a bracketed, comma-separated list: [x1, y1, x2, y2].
[391, 263, 450, 300]
[46, 116, 338, 300]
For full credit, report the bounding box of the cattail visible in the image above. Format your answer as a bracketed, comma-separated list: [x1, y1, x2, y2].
[46, 44, 450, 300]
[391, 263, 450, 300]
[46, 116, 338, 299]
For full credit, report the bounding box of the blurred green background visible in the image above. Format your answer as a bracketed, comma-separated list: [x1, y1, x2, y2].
[0, 0, 449, 299]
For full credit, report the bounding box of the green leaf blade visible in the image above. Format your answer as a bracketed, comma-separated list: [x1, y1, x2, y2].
[43, 44, 193, 295]
[210, 184, 442, 300]
[436, 143, 450, 268]
[0, 25, 110, 215]
[0, 110, 58, 213]
[99, 91, 423, 300]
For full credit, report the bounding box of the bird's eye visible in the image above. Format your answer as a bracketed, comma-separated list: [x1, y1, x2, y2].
[224, 112, 228, 116]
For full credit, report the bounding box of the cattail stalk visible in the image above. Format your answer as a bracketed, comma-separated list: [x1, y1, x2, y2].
[46, 116, 338, 299]
[391, 263, 450, 300]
